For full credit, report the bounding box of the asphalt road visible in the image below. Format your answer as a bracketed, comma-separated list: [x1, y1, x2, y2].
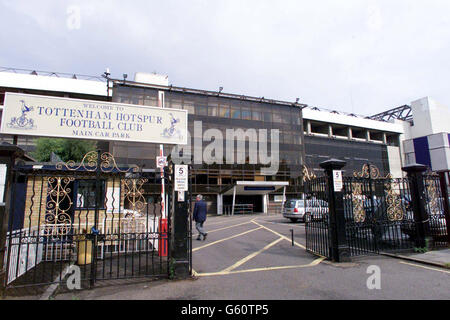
[54, 214, 450, 300]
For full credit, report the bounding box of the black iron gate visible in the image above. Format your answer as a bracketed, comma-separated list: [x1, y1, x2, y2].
[3, 151, 181, 291]
[341, 174, 416, 255]
[305, 162, 449, 260]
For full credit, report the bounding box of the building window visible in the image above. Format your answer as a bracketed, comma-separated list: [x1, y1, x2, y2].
[262, 111, 272, 122]
[219, 105, 230, 118]
[252, 110, 262, 121]
[231, 107, 241, 119]
[208, 105, 218, 116]
[241, 108, 252, 120]
[196, 105, 208, 116]
[75, 180, 106, 209]
[273, 112, 283, 123]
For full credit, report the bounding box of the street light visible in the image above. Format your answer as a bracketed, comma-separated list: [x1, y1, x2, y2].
[101, 67, 111, 98]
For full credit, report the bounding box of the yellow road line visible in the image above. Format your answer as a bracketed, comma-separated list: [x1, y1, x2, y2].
[195, 257, 325, 277]
[192, 226, 263, 252]
[253, 219, 304, 228]
[399, 261, 450, 274]
[202, 216, 253, 227]
[252, 220, 306, 249]
[221, 237, 284, 273]
[207, 221, 253, 233]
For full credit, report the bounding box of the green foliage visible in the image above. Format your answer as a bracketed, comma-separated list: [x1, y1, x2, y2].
[32, 138, 97, 162]
[414, 238, 431, 253]
[169, 258, 176, 280]
[413, 247, 428, 253]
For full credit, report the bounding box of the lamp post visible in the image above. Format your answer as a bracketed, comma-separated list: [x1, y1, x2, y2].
[101, 68, 111, 100]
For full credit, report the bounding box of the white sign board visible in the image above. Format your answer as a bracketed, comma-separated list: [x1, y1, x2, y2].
[178, 191, 185, 202]
[174, 165, 188, 191]
[1, 93, 188, 145]
[0, 164, 6, 203]
[156, 156, 167, 168]
[333, 170, 343, 192]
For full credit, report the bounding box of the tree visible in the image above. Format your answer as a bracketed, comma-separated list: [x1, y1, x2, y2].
[32, 138, 97, 162]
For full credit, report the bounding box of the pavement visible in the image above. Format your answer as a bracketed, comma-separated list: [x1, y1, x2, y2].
[2, 214, 450, 300]
[381, 248, 450, 269]
[51, 214, 449, 300]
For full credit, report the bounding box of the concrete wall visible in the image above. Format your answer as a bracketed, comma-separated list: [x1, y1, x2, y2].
[400, 97, 449, 171]
[0, 72, 108, 97]
[387, 146, 403, 178]
[428, 133, 450, 171]
[402, 132, 450, 171]
[410, 97, 450, 139]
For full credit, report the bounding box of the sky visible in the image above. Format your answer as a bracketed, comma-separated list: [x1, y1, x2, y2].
[1, 0, 450, 116]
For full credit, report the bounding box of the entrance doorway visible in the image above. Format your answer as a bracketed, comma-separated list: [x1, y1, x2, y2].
[223, 195, 263, 214]
[221, 181, 289, 215]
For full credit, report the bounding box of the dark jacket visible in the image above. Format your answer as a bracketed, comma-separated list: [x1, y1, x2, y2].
[193, 200, 207, 222]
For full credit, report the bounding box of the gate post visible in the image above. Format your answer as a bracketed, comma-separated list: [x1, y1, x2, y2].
[90, 149, 102, 287]
[171, 164, 190, 279]
[172, 191, 190, 278]
[320, 159, 350, 262]
[402, 163, 430, 249]
[0, 143, 24, 294]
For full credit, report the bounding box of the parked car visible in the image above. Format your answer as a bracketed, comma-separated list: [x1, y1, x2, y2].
[282, 199, 306, 222]
[283, 198, 328, 222]
[400, 211, 448, 241]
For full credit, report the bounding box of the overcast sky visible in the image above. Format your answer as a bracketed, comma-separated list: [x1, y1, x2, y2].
[1, 0, 450, 116]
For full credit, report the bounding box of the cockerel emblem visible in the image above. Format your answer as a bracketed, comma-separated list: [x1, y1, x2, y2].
[7, 100, 36, 130]
[161, 113, 182, 140]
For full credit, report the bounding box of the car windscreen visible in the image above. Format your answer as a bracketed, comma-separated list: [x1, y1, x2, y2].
[285, 200, 304, 208]
[284, 200, 305, 208]
[285, 200, 296, 208]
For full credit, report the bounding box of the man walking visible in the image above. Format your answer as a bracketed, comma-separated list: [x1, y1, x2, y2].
[193, 194, 208, 241]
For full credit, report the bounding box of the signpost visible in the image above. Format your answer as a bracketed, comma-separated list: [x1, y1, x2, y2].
[156, 156, 167, 168]
[173, 164, 189, 277]
[333, 170, 343, 192]
[158, 91, 167, 258]
[174, 165, 188, 192]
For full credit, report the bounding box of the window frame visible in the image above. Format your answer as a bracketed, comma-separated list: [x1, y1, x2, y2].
[74, 179, 107, 210]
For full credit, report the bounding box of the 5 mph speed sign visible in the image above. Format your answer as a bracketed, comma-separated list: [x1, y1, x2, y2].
[174, 165, 188, 191]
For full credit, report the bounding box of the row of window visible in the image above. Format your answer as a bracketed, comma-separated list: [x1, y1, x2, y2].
[304, 136, 390, 175]
[113, 86, 302, 125]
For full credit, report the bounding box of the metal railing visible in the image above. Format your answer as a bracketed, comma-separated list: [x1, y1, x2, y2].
[304, 177, 331, 258]
[0, 66, 106, 82]
[223, 204, 254, 215]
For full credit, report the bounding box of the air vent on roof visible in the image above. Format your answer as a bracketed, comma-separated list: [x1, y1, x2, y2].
[134, 72, 169, 86]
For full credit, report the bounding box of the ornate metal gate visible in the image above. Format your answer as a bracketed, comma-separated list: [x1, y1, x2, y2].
[3, 151, 175, 290]
[342, 166, 414, 255]
[305, 163, 449, 259]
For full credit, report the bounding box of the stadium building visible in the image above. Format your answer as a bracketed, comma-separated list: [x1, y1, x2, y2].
[0, 67, 448, 215]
